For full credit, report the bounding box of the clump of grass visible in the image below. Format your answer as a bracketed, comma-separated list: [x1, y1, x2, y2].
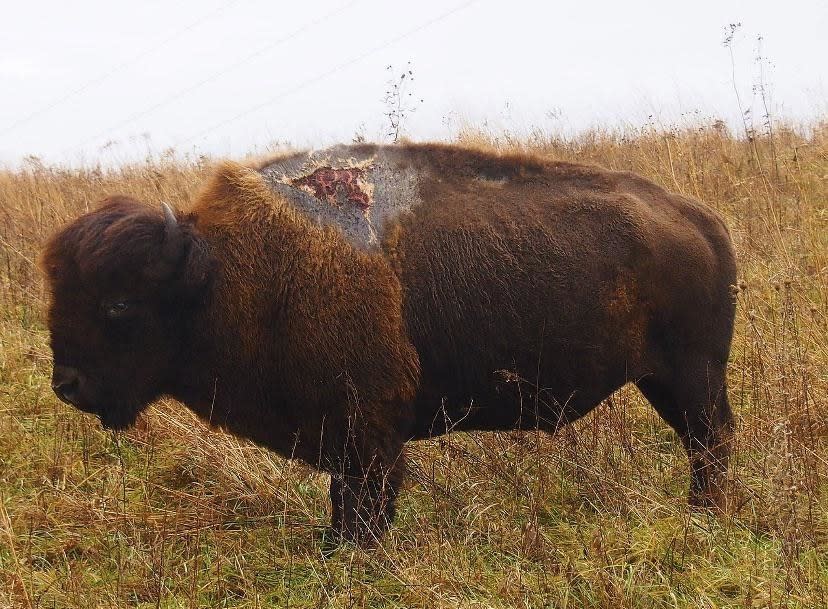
[1, 119, 826, 607]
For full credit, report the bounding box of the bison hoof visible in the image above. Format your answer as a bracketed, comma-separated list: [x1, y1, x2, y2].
[688, 488, 728, 514]
[320, 525, 382, 555]
[319, 527, 345, 557]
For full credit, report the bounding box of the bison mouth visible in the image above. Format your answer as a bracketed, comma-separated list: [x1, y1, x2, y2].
[59, 394, 142, 431]
[51, 365, 152, 431]
[97, 406, 141, 431]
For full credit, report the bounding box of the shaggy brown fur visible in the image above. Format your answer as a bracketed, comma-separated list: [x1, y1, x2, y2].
[42, 143, 737, 546]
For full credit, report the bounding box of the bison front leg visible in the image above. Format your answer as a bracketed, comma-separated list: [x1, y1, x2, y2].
[327, 438, 406, 548]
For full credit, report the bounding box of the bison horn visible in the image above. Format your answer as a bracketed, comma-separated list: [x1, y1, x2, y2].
[157, 202, 184, 273]
[161, 201, 178, 230]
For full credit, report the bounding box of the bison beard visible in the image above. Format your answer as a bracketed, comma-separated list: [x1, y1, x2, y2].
[42, 143, 737, 548]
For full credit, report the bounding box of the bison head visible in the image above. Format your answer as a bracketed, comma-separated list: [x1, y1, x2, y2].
[41, 197, 212, 430]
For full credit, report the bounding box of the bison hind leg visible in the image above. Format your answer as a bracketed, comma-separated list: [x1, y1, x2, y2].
[636, 359, 734, 510]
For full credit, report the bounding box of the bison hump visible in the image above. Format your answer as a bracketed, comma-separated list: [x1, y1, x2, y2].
[258, 145, 422, 250]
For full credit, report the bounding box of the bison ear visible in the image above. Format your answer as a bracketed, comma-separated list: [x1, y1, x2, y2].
[149, 203, 213, 300]
[176, 227, 213, 301]
[145, 202, 186, 280]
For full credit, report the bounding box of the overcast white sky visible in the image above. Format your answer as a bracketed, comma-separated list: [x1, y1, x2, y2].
[1, 0, 825, 166]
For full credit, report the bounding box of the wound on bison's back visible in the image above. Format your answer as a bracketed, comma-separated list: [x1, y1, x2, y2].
[291, 167, 373, 210]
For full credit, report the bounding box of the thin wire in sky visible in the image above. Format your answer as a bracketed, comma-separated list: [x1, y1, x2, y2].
[177, 0, 479, 148]
[0, 0, 242, 137]
[74, 0, 359, 153]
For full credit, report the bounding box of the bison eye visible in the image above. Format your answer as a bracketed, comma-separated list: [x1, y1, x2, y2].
[105, 301, 130, 318]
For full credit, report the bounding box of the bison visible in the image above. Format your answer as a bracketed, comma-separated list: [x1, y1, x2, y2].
[42, 143, 736, 546]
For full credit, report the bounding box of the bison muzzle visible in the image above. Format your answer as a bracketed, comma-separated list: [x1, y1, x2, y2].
[42, 143, 737, 547]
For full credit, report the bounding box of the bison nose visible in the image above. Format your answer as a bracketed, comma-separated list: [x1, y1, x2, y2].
[51, 365, 81, 406]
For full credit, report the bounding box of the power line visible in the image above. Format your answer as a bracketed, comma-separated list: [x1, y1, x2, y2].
[177, 0, 479, 148]
[0, 0, 242, 137]
[74, 0, 359, 153]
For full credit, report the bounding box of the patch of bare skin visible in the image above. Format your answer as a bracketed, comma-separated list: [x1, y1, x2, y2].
[258, 146, 422, 250]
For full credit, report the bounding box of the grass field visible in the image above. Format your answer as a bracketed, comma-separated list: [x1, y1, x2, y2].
[1, 121, 826, 608]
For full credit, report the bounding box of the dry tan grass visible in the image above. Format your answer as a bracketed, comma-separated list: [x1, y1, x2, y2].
[0, 121, 826, 608]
